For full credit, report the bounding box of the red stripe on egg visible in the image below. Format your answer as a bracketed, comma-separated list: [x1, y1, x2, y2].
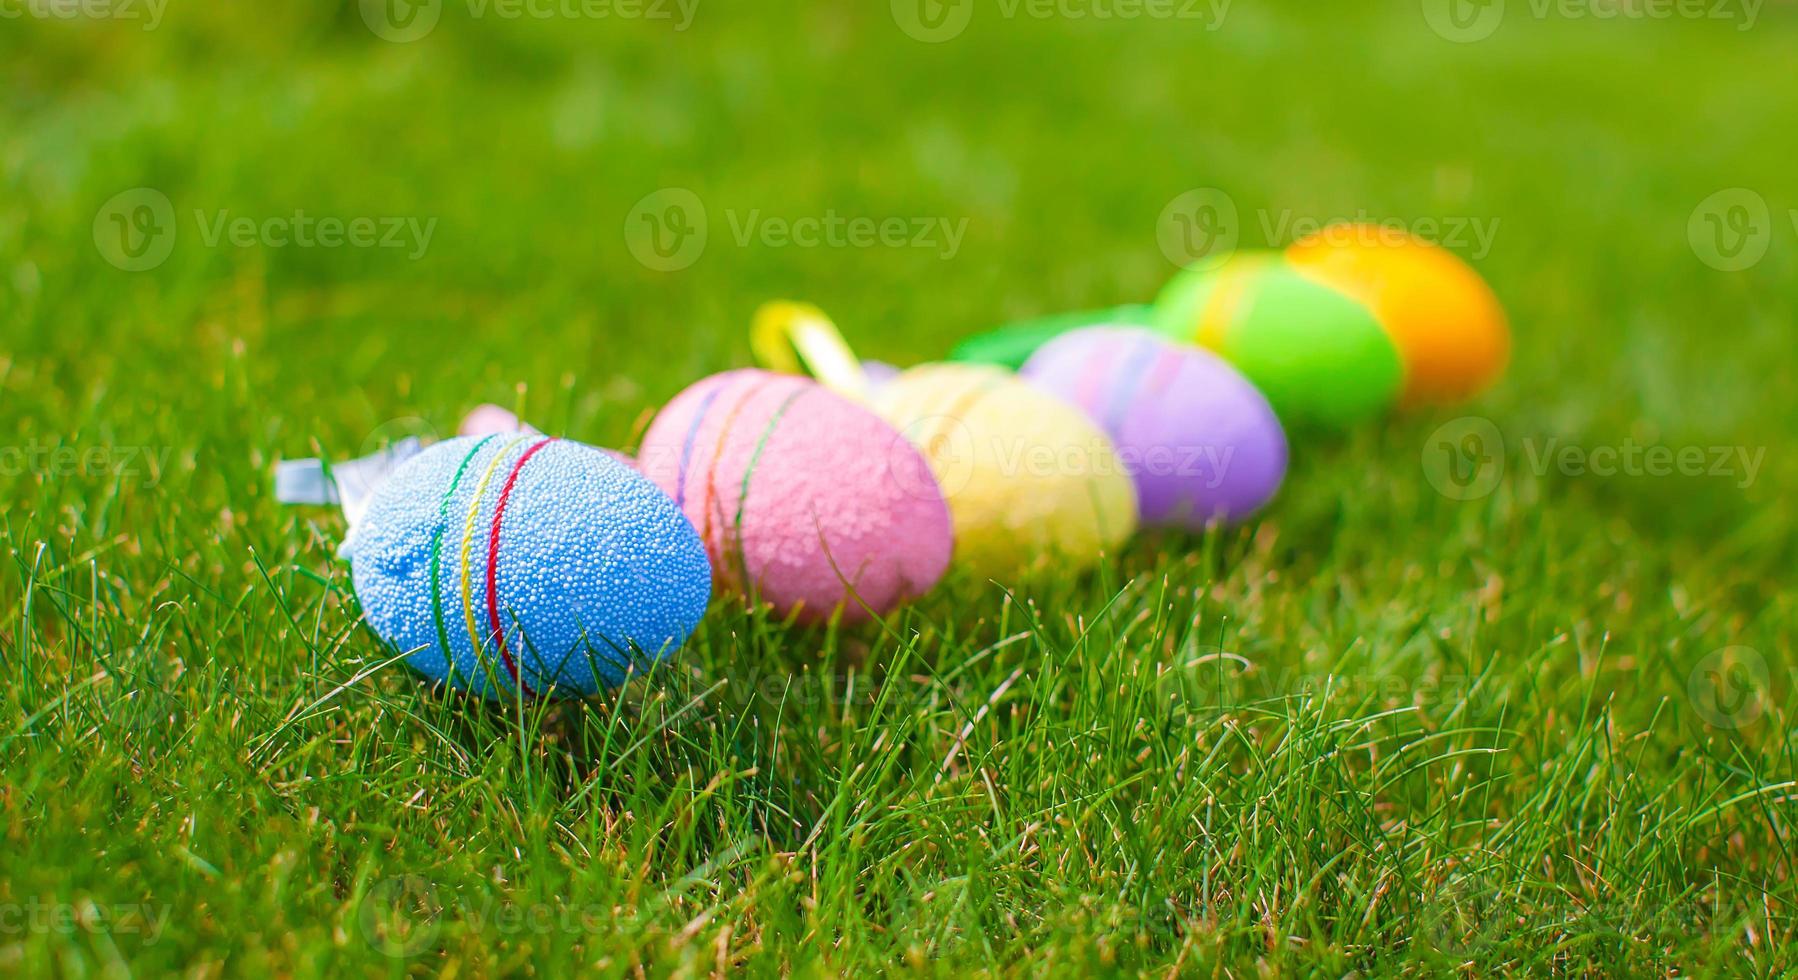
[484, 436, 556, 696]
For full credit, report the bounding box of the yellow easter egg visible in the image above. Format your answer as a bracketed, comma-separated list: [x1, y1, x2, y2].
[870, 363, 1139, 577]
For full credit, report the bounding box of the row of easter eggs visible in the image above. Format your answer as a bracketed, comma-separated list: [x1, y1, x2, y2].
[954, 229, 1510, 424]
[344, 226, 1507, 698]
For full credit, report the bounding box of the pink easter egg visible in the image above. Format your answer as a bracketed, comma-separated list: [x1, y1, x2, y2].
[459, 404, 536, 438]
[638, 369, 952, 623]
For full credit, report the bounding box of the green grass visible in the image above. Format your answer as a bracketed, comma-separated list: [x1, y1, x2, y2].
[4, 2, 1796, 974]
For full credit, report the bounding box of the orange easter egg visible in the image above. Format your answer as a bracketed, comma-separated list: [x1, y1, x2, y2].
[1286, 224, 1509, 407]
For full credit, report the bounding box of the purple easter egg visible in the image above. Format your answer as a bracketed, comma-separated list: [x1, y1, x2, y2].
[1020, 326, 1287, 528]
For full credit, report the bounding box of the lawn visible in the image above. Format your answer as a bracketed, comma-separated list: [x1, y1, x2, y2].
[2, 1, 1795, 974]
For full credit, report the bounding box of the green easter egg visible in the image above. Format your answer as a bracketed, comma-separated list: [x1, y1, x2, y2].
[949, 305, 1155, 370]
[1152, 253, 1401, 428]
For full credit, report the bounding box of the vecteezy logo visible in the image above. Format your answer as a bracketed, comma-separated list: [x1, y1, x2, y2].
[894, 414, 976, 499]
[1157, 643, 1252, 714]
[624, 188, 708, 272]
[359, 416, 440, 461]
[892, 0, 972, 42]
[118, 669, 184, 737]
[1420, 874, 1512, 958]
[1422, 416, 1505, 500]
[1688, 188, 1771, 272]
[1688, 646, 1769, 730]
[1157, 188, 1239, 268]
[1422, 0, 1504, 42]
[93, 188, 177, 272]
[360, 0, 443, 42]
[358, 875, 445, 958]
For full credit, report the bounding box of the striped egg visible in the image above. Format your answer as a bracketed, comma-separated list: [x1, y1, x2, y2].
[1021, 327, 1287, 529]
[637, 369, 952, 623]
[868, 362, 1139, 577]
[351, 435, 712, 698]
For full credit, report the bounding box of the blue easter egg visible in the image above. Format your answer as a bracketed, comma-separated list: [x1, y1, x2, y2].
[350, 435, 712, 698]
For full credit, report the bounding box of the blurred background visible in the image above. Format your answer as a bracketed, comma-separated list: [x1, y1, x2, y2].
[5, 2, 1793, 464]
[3, 1, 1796, 971]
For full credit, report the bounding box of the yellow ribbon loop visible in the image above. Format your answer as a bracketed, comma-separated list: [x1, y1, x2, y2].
[751, 301, 871, 400]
